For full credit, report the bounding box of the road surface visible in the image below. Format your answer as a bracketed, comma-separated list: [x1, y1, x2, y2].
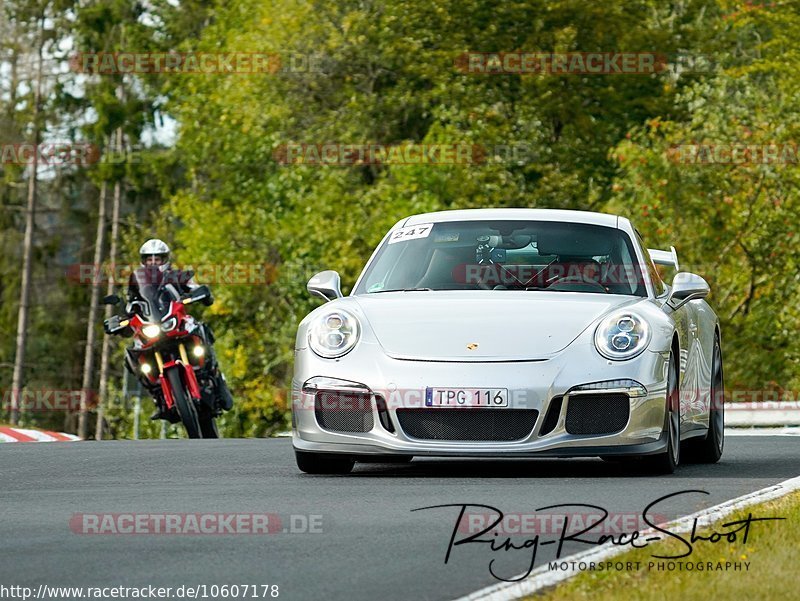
[1, 437, 796, 600]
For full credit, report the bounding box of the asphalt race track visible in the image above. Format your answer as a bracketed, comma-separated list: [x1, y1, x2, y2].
[1, 437, 797, 601]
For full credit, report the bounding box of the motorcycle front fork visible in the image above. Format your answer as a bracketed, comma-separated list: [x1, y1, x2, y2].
[127, 343, 226, 415]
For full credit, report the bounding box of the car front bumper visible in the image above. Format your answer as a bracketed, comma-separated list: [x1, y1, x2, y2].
[291, 339, 671, 458]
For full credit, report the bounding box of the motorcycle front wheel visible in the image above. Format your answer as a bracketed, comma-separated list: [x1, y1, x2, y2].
[166, 367, 202, 439]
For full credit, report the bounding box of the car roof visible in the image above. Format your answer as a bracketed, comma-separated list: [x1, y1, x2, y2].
[401, 208, 621, 228]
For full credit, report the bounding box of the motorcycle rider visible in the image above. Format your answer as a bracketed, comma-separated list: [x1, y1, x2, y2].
[126, 238, 234, 420]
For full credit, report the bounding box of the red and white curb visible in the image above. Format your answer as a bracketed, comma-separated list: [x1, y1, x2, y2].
[0, 427, 81, 443]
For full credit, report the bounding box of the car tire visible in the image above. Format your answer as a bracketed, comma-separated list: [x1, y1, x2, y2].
[643, 351, 680, 475]
[685, 336, 724, 463]
[295, 450, 355, 474]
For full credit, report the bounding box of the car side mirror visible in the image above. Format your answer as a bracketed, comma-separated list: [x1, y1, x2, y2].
[665, 272, 709, 310]
[307, 270, 343, 302]
[103, 294, 121, 305]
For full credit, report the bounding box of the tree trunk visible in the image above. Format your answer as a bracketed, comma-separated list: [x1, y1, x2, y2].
[10, 15, 44, 426]
[78, 179, 108, 438]
[95, 127, 124, 440]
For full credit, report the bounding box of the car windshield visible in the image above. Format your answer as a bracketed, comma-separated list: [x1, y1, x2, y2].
[354, 220, 647, 296]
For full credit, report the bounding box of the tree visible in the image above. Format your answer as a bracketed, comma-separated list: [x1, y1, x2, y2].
[9, 2, 46, 425]
[159, 0, 726, 434]
[607, 2, 800, 396]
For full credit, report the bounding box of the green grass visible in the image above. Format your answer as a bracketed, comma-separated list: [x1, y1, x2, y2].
[527, 491, 799, 601]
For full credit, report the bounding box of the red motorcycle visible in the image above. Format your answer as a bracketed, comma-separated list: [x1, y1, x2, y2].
[104, 268, 230, 438]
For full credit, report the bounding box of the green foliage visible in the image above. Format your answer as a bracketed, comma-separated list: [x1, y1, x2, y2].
[160, 0, 748, 434]
[608, 3, 800, 394]
[3, 0, 800, 435]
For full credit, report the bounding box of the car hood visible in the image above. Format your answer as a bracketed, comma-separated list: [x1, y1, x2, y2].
[353, 291, 640, 361]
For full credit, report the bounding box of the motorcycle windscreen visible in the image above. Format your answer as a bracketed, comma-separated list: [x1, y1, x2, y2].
[131, 267, 182, 321]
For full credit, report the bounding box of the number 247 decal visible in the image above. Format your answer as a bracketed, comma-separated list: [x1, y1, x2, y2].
[387, 223, 434, 244]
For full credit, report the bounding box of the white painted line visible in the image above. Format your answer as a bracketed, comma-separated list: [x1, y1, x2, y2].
[453, 474, 800, 601]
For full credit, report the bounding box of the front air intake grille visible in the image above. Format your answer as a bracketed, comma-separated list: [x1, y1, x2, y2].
[374, 395, 395, 433]
[565, 393, 630, 435]
[396, 409, 538, 441]
[539, 396, 563, 436]
[314, 391, 374, 433]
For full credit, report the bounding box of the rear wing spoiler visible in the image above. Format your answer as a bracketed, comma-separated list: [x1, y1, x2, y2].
[648, 246, 680, 270]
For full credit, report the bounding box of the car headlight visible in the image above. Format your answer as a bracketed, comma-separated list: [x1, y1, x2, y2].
[594, 312, 651, 360]
[162, 317, 178, 332]
[308, 310, 360, 358]
[142, 324, 161, 339]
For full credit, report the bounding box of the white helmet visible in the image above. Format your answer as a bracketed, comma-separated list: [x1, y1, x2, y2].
[139, 238, 171, 272]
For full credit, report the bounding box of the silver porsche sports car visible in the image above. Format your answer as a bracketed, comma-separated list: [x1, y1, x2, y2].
[292, 209, 724, 474]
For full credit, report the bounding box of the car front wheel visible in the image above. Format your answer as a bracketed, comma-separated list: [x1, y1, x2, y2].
[685, 335, 724, 463]
[643, 351, 680, 474]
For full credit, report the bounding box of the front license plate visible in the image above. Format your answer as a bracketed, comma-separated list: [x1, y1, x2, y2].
[425, 387, 508, 408]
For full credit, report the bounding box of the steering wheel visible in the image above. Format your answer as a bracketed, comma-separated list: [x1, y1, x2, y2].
[546, 274, 608, 292]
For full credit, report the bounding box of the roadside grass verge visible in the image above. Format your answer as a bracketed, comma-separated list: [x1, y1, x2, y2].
[527, 490, 799, 601]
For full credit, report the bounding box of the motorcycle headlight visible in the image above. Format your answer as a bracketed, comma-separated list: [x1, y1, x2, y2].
[162, 317, 178, 332]
[308, 310, 360, 358]
[594, 312, 651, 360]
[142, 324, 161, 339]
